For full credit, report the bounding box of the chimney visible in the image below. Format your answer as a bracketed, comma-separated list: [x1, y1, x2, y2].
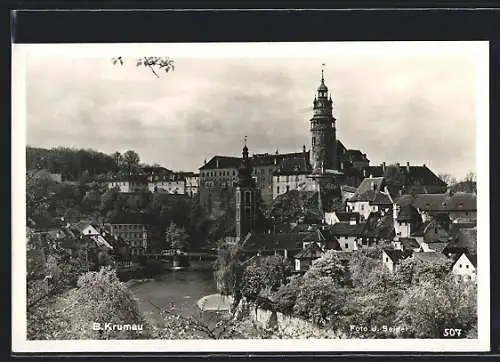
[396, 163, 400, 168]
[204, 159, 207, 165]
[303, 144, 306, 153]
[274, 157, 277, 165]
[393, 204, 398, 220]
[371, 181, 376, 191]
[406, 162, 410, 173]
[423, 163, 426, 168]
[276, 149, 279, 155]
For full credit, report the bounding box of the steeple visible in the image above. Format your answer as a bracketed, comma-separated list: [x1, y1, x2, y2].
[309, 64, 337, 174]
[237, 136, 254, 187]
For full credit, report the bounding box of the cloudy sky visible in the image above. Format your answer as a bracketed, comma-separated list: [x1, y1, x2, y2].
[23, 42, 484, 179]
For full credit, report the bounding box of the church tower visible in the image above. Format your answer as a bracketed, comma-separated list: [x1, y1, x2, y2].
[235, 138, 259, 241]
[309, 67, 337, 174]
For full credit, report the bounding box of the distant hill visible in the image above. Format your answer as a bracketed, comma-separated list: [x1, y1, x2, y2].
[26, 146, 118, 181]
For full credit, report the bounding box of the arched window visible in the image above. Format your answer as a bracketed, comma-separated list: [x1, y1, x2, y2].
[277, 186, 280, 194]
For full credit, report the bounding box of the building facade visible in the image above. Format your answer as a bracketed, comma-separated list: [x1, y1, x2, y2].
[109, 223, 149, 255]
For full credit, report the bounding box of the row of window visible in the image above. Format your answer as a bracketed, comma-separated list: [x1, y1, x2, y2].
[112, 225, 146, 231]
[276, 175, 303, 182]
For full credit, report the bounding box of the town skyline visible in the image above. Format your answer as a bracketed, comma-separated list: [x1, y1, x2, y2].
[25, 42, 479, 179]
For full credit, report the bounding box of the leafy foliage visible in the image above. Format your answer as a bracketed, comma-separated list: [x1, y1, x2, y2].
[112, 56, 175, 78]
[303, 249, 346, 285]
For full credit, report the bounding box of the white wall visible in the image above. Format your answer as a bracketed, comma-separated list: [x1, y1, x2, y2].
[347, 201, 373, 220]
[452, 253, 477, 282]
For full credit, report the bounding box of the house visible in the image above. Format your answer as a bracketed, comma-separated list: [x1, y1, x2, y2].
[452, 253, 477, 282]
[410, 214, 451, 251]
[327, 223, 365, 251]
[346, 177, 393, 220]
[241, 232, 314, 259]
[302, 228, 341, 251]
[324, 211, 360, 226]
[71, 221, 100, 236]
[412, 252, 450, 269]
[109, 223, 149, 256]
[395, 192, 476, 222]
[294, 242, 324, 272]
[398, 237, 422, 252]
[382, 249, 412, 272]
[393, 203, 422, 239]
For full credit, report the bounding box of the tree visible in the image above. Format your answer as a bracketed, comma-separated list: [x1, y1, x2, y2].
[395, 277, 477, 338]
[111, 151, 123, 170]
[165, 222, 190, 251]
[122, 150, 140, 173]
[112, 56, 175, 78]
[303, 250, 346, 285]
[438, 173, 457, 187]
[293, 277, 352, 327]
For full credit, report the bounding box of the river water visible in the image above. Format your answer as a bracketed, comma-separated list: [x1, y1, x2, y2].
[127, 270, 218, 326]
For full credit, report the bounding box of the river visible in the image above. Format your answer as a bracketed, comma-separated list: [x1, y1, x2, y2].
[127, 270, 218, 327]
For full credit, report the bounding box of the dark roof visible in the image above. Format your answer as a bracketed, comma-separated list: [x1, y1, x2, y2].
[452, 227, 477, 251]
[274, 155, 312, 175]
[295, 243, 324, 259]
[365, 164, 446, 187]
[199, 156, 241, 170]
[427, 242, 448, 253]
[465, 253, 477, 268]
[349, 177, 392, 205]
[341, 185, 357, 194]
[140, 166, 172, 174]
[242, 232, 314, 252]
[400, 237, 421, 250]
[383, 249, 412, 263]
[396, 193, 476, 212]
[344, 149, 368, 162]
[397, 204, 420, 222]
[328, 223, 365, 237]
[334, 212, 361, 222]
[413, 252, 449, 264]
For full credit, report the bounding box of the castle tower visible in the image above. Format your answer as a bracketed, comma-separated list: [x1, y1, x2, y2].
[235, 137, 259, 241]
[309, 66, 337, 174]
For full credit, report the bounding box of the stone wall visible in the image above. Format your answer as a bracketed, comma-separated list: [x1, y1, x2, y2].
[248, 304, 342, 338]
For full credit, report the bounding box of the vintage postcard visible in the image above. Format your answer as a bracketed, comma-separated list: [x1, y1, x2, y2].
[12, 41, 490, 352]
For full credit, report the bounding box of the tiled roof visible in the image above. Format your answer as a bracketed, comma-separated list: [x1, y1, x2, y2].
[413, 252, 449, 264]
[348, 177, 385, 203]
[396, 193, 476, 212]
[365, 164, 446, 187]
[274, 155, 312, 175]
[328, 222, 366, 237]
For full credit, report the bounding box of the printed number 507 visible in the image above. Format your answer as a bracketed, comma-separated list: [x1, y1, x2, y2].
[443, 328, 462, 337]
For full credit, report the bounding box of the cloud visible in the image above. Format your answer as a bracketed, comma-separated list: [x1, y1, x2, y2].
[25, 46, 479, 179]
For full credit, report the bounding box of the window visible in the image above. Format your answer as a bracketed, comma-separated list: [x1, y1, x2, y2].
[233, 170, 235, 176]
[345, 243, 348, 249]
[459, 264, 462, 268]
[286, 185, 290, 192]
[386, 257, 389, 262]
[277, 186, 280, 194]
[466, 264, 469, 269]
